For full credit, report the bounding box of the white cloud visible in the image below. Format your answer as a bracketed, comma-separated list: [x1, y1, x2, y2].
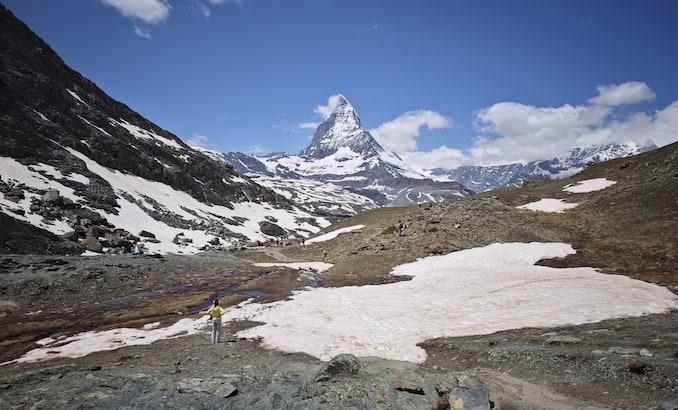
[394, 82, 677, 169]
[247, 144, 266, 154]
[100, 0, 171, 25]
[588, 81, 656, 106]
[314, 94, 345, 120]
[369, 110, 452, 153]
[400, 145, 465, 170]
[186, 134, 209, 148]
[296, 122, 319, 130]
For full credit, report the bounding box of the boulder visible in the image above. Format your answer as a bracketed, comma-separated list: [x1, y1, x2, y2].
[139, 230, 156, 239]
[42, 189, 61, 203]
[81, 236, 103, 253]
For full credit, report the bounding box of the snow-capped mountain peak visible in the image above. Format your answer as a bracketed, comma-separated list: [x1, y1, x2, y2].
[300, 94, 388, 160]
[211, 95, 473, 211]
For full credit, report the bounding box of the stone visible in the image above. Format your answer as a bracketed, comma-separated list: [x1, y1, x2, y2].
[639, 348, 653, 357]
[449, 388, 492, 410]
[81, 236, 103, 253]
[139, 230, 156, 239]
[177, 377, 238, 398]
[316, 354, 361, 381]
[627, 358, 649, 374]
[42, 189, 61, 203]
[546, 335, 581, 344]
[394, 378, 425, 395]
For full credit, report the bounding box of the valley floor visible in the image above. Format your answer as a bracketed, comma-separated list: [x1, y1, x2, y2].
[0, 251, 676, 409]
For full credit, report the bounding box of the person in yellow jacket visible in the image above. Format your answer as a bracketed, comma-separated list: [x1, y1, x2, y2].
[206, 299, 225, 344]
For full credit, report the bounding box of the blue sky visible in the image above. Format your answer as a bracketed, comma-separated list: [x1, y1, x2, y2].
[5, 0, 678, 168]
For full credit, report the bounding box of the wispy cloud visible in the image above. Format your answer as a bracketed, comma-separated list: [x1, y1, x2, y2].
[100, 0, 171, 25]
[247, 144, 266, 154]
[133, 26, 152, 39]
[206, 0, 244, 4]
[186, 133, 209, 148]
[99, 0, 242, 36]
[296, 122, 319, 130]
[197, 2, 211, 18]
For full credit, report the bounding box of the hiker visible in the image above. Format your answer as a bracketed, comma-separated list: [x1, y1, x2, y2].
[132, 244, 143, 255]
[397, 221, 405, 237]
[206, 299, 225, 344]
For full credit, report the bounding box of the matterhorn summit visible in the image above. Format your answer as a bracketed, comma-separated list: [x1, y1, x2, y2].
[300, 94, 389, 160]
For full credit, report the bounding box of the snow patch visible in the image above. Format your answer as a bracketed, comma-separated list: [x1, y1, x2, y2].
[7, 242, 675, 365]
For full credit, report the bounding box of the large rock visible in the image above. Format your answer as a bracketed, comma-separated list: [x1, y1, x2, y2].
[81, 236, 103, 253]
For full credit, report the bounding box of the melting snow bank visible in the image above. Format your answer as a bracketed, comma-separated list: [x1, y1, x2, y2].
[225, 242, 677, 363]
[563, 178, 616, 193]
[517, 198, 578, 213]
[3, 317, 209, 365]
[5, 242, 677, 366]
[306, 225, 364, 244]
[518, 178, 618, 213]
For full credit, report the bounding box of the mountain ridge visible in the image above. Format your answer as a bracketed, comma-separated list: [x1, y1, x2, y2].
[0, 4, 329, 254]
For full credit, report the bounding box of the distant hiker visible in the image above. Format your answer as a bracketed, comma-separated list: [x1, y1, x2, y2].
[206, 299, 225, 344]
[132, 244, 143, 255]
[322, 249, 328, 260]
[397, 221, 405, 237]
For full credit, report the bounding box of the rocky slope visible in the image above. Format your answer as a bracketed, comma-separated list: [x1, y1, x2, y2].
[0, 4, 327, 255]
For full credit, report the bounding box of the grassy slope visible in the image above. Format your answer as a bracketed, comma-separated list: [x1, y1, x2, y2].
[247, 142, 677, 293]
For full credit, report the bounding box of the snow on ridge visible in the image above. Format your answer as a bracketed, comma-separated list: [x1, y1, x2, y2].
[109, 118, 184, 150]
[1, 157, 82, 234]
[1, 149, 329, 255]
[66, 89, 89, 107]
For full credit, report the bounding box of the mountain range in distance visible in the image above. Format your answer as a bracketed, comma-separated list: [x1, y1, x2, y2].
[198, 94, 656, 214]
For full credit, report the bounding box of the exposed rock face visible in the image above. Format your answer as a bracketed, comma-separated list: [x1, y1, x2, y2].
[0, 4, 292, 208]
